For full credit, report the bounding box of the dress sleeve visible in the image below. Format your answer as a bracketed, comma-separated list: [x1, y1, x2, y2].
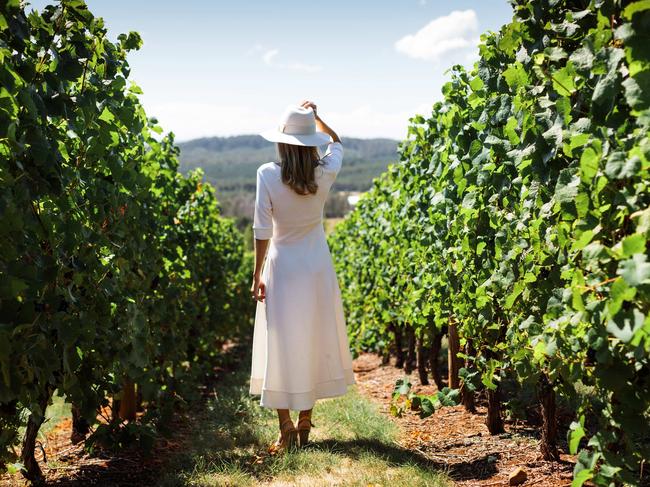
[320, 141, 344, 175]
[252, 167, 273, 240]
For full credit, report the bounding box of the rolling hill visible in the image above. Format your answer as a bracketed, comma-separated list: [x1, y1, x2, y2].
[177, 135, 400, 194]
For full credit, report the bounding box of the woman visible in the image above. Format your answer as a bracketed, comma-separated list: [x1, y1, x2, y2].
[248, 100, 356, 452]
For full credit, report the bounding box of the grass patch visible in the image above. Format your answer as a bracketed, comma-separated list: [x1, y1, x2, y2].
[158, 351, 450, 487]
[41, 393, 71, 436]
[15, 392, 71, 443]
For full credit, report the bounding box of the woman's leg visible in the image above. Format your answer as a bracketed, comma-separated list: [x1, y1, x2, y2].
[273, 408, 298, 450]
[298, 407, 312, 423]
[297, 407, 313, 445]
[277, 408, 292, 428]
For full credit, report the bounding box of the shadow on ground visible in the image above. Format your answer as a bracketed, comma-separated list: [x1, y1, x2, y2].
[302, 437, 498, 481]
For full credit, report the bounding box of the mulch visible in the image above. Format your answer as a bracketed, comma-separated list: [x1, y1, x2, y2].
[0, 410, 191, 487]
[351, 352, 577, 487]
[0, 341, 244, 487]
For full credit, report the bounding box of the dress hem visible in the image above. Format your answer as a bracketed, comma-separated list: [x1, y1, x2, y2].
[249, 368, 356, 410]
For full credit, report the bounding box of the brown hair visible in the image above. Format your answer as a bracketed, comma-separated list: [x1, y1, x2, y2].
[276, 142, 323, 195]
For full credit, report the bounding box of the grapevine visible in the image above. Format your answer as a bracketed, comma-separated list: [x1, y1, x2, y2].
[0, 0, 252, 481]
[329, 1, 650, 484]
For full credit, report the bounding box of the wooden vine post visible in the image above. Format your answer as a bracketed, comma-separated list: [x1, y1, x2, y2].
[486, 387, 505, 434]
[416, 332, 429, 385]
[428, 327, 445, 390]
[538, 373, 559, 460]
[390, 323, 405, 369]
[70, 404, 90, 444]
[404, 325, 416, 374]
[119, 377, 137, 421]
[447, 319, 462, 389]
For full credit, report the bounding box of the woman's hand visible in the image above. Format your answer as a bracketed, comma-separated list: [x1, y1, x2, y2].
[250, 274, 266, 302]
[300, 99, 340, 143]
[300, 100, 319, 119]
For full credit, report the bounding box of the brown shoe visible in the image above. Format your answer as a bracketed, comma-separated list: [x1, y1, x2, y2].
[297, 412, 315, 447]
[270, 417, 298, 454]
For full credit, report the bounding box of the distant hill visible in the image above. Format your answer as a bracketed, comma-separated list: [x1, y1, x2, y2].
[177, 135, 400, 193]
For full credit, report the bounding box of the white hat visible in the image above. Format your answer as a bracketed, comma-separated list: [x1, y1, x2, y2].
[260, 105, 332, 147]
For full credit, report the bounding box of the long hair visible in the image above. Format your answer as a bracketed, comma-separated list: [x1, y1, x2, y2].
[276, 142, 322, 195]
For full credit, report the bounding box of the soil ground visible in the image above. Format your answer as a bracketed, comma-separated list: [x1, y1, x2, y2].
[352, 352, 577, 487]
[1, 343, 583, 486]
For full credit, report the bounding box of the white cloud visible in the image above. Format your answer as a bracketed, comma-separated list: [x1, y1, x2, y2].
[395, 10, 479, 62]
[262, 48, 278, 65]
[248, 44, 322, 73]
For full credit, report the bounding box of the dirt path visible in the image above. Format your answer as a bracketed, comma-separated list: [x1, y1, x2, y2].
[352, 352, 576, 487]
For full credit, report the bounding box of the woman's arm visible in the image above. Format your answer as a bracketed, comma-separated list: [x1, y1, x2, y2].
[315, 114, 340, 143]
[250, 238, 269, 302]
[251, 166, 273, 302]
[300, 100, 340, 143]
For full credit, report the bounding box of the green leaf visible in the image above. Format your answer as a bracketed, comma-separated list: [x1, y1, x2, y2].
[504, 116, 520, 145]
[436, 388, 460, 407]
[461, 192, 477, 210]
[622, 0, 650, 19]
[575, 192, 590, 217]
[469, 76, 484, 92]
[569, 419, 585, 454]
[419, 397, 435, 418]
[118, 31, 143, 50]
[554, 169, 580, 203]
[604, 152, 641, 179]
[606, 308, 645, 342]
[552, 64, 576, 96]
[545, 46, 567, 61]
[592, 70, 619, 108]
[572, 229, 593, 251]
[569, 46, 594, 71]
[129, 82, 144, 94]
[505, 281, 525, 309]
[621, 234, 646, 257]
[570, 133, 590, 150]
[533, 340, 547, 362]
[394, 377, 411, 396]
[622, 70, 650, 110]
[5, 463, 23, 475]
[99, 107, 115, 123]
[598, 464, 622, 478]
[579, 147, 599, 181]
[503, 63, 529, 90]
[582, 242, 606, 263]
[572, 469, 593, 487]
[608, 278, 636, 317]
[617, 254, 650, 286]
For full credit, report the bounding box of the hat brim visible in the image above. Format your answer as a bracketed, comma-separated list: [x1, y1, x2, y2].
[259, 129, 332, 147]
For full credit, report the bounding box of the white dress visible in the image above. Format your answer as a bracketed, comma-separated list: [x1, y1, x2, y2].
[248, 141, 357, 411]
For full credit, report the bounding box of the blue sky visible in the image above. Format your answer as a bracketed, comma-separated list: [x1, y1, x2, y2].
[28, 0, 513, 141]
